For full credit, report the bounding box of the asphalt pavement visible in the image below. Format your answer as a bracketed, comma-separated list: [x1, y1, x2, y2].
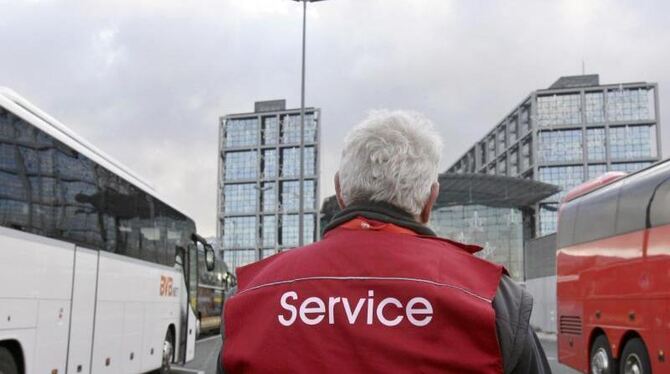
[172, 334, 222, 374]
[538, 334, 580, 374]
[177, 333, 580, 374]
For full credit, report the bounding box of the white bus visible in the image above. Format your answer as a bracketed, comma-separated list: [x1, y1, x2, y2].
[0, 88, 215, 374]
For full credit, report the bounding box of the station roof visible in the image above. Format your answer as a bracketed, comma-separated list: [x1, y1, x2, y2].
[319, 173, 560, 223]
[435, 173, 560, 209]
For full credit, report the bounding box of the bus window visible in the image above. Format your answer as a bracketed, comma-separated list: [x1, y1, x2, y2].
[167, 227, 182, 265]
[55, 144, 106, 249]
[573, 183, 620, 245]
[649, 176, 670, 227]
[0, 110, 74, 237]
[617, 169, 667, 234]
[557, 200, 579, 248]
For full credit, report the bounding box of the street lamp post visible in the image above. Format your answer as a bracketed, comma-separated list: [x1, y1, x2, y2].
[253, 184, 272, 259]
[291, 0, 326, 247]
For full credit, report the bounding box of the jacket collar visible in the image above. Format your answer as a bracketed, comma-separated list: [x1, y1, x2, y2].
[323, 200, 437, 237]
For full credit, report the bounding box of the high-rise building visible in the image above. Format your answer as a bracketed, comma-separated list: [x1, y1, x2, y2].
[447, 75, 661, 236]
[218, 100, 320, 272]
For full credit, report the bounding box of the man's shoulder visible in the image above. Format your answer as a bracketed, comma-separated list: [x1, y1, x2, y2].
[233, 242, 323, 291]
[493, 275, 534, 373]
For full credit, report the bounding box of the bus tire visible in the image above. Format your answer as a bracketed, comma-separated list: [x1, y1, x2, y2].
[619, 338, 651, 374]
[0, 346, 19, 374]
[591, 334, 617, 374]
[159, 328, 174, 374]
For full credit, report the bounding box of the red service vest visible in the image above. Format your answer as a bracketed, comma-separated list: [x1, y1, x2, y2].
[223, 218, 504, 373]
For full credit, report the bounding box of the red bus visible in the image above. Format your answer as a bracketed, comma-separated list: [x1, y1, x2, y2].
[556, 162, 670, 374]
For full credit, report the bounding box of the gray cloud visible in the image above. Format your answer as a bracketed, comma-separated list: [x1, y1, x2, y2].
[1, 0, 669, 236]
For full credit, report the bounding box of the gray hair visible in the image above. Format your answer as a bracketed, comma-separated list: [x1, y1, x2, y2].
[338, 110, 443, 216]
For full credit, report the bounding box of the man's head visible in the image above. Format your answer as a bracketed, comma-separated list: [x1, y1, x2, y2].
[335, 110, 443, 224]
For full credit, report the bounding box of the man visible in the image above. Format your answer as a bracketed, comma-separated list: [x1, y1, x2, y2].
[219, 110, 551, 373]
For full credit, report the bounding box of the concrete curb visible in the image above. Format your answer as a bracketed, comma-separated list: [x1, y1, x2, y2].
[536, 331, 557, 342]
[171, 368, 205, 374]
[197, 335, 222, 343]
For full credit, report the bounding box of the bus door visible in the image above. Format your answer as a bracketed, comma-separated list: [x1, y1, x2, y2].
[66, 246, 99, 374]
[177, 244, 198, 363]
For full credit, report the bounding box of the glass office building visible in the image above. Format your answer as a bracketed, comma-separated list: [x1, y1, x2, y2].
[218, 100, 320, 272]
[448, 75, 661, 236]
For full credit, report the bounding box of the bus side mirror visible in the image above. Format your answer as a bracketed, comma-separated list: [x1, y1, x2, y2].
[204, 244, 215, 271]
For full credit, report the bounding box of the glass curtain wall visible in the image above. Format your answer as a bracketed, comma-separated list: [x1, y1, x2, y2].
[430, 205, 524, 281]
[533, 86, 657, 236]
[220, 111, 318, 271]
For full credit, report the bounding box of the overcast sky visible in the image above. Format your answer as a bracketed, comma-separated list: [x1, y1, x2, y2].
[1, 0, 669, 237]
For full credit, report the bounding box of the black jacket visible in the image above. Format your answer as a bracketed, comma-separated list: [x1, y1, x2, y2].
[219, 202, 551, 374]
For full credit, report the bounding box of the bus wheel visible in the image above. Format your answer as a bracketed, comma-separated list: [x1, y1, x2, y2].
[619, 338, 651, 374]
[160, 329, 174, 374]
[0, 346, 19, 374]
[591, 335, 616, 374]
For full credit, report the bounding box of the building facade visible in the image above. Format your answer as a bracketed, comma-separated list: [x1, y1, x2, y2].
[218, 100, 320, 272]
[447, 75, 661, 236]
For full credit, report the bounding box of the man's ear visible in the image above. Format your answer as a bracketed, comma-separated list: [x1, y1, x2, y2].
[335, 172, 346, 209]
[419, 182, 439, 224]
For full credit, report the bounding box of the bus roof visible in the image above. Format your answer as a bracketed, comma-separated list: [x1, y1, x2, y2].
[563, 172, 628, 203]
[0, 87, 193, 219]
[563, 158, 670, 205]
